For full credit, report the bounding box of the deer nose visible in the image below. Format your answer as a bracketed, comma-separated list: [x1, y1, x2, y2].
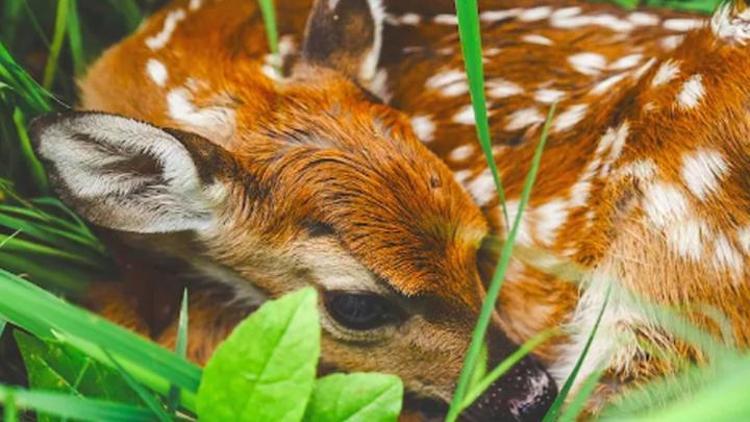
[462, 353, 557, 422]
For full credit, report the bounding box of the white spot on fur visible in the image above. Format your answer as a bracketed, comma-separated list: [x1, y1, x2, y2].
[667, 217, 707, 260]
[676, 74, 705, 109]
[591, 73, 629, 95]
[643, 182, 689, 228]
[535, 199, 569, 245]
[453, 104, 477, 125]
[449, 144, 475, 162]
[711, 2, 750, 45]
[387, 12, 421, 25]
[188, 0, 202, 11]
[519, 6, 552, 22]
[680, 149, 728, 201]
[521, 34, 554, 45]
[467, 168, 497, 207]
[535, 88, 565, 104]
[426, 70, 466, 97]
[553, 104, 588, 132]
[660, 35, 686, 51]
[610, 53, 642, 70]
[480, 9, 521, 23]
[411, 115, 436, 143]
[651, 59, 680, 87]
[616, 158, 657, 181]
[504, 199, 533, 245]
[434, 14, 458, 25]
[713, 234, 743, 277]
[663, 18, 704, 32]
[145, 9, 186, 50]
[628, 12, 660, 26]
[737, 225, 750, 255]
[454, 169, 472, 185]
[568, 53, 607, 75]
[145, 59, 168, 87]
[166, 88, 236, 142]
[487, 79, 524, 98]
[505, 107, 545, 131]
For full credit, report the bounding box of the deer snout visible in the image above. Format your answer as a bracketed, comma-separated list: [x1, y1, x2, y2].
[463, 337, 557, 422]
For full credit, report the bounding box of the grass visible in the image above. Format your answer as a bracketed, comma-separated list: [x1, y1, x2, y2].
[0, 0, 744, 421]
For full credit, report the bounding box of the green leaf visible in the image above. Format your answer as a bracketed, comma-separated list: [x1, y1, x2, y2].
[303, 373, 403, 422]
[0, 317, 6, 338]
[43, 0, 70, 89]
[14, 331, 140, 405]
[197, 287, 320, 422]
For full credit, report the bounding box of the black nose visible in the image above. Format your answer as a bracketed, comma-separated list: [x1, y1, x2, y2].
[462, 354, 557, 422]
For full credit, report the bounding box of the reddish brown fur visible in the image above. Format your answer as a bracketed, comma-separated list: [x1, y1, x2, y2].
[74, 0, 750, 417]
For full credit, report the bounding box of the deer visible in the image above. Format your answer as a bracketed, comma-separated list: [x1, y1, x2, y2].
[27, 0, 750, 419]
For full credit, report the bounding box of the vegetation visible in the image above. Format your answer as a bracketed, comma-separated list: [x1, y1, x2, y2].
[1, 0, 747, 421]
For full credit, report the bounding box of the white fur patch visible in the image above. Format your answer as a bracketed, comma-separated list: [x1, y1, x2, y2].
[591, 73, 628, 95]
[519, 6, 552, 22]
[737, 226, 750, 255]
[467, 168, 497, 207]
[680, 149, 728, 201]
[453, 169, 472, 185]
[534, 199, 569, 245]
[568, 52, 607, 75]
[434, 14, 458, 25]
[449, 144, 475, 162]
[360, 0, 385, 82]
[534, 88, 565, 104]
[610, 53, 642, 70]
[628, 12, 660, 26]
[713, 233, 744, 277]
[711, 2, 750, 45]
[521, 34, 554, 45]
[651, 59, 680, 87]
[487, 79, 524, 98]
[643, 182, 689, 228]
[188, 0, 202, 11]
[453, 104, 477, 125]
[146, 9, 187, 50]
[663, 18, 704, 32]
[552, 104, 588, 133]
[676, 74, 705, 109]
[480, 9, 522, 23]
[504, 199, 533, 245]
[426, 69, 467, 97]
[410, 115, 436, 143]
[660, 35, 686, 51]
[146, 59, 168, 87]
[505, 107, 544, 131]
[666, 217, 707, 260]
[166, 88, 236, 142]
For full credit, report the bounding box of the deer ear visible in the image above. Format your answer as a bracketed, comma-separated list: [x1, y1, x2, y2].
[29, 112, 232, 234]
[301, 0, 384, 83]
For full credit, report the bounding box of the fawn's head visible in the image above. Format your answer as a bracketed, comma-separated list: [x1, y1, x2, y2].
[30, 0, 555, 419]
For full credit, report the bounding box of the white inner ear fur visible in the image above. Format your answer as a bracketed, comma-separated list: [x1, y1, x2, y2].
[36, 113, 228, 233]
[359, 0, 385, 82]
[711, 1, 750, 45]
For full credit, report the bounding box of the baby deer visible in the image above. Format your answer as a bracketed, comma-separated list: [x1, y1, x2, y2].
[29, 0, 750, 419]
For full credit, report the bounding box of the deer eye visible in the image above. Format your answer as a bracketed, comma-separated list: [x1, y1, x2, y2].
[324, 291, 400, 330]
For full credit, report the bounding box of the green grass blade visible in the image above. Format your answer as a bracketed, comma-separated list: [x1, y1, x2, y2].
[168, 288, 189, 413]
[105, 0, 143, 32]
[0, 270, 202, 398]
[447, 104, 556, 421]
[258, 0, 280, 74]
[43, 0, 70, 90]
[0, 251, 90, 292]
[0, 0, 24, 48]
[12, 108, 49, 194]
[558, 367, 605, 422]
[105, 351, 172, 422]
[0, 316, 6, 338]
[2, 389, 18, 422]
[67, 0, 85, 76]
[542, 285, 611, 422]
[0, 42, 53, 113]
[452, 0, 508, 227]
[0, 385, 153, 422]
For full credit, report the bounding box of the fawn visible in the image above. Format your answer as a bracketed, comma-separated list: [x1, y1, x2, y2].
[28, 0, 750, 419]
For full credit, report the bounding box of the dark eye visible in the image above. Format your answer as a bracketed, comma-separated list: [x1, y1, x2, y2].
[324, 291, 400, 330]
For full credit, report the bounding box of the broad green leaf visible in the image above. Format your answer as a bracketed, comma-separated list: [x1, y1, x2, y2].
[197, 288, 320, 422]
[15, 331, 140, 405]
[303, 373, 403, 422]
